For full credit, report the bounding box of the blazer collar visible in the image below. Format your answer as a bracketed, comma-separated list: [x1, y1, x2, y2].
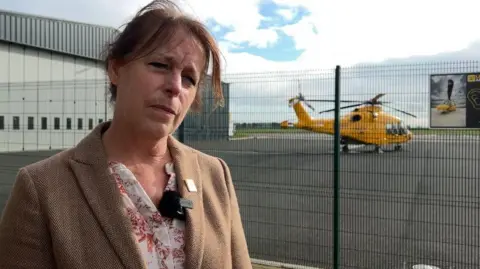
[69, 121, 205, 269]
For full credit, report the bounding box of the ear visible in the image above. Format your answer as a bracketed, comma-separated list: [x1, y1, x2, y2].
[107, 59, 120, 86]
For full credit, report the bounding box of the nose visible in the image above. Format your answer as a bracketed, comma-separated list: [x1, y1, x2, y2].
[165, 72, 182, 96]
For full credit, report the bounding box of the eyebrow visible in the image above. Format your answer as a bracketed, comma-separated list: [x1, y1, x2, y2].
[162, 55, 199, 77]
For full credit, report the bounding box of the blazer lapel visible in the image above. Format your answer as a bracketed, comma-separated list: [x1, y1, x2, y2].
[168, 136, 205, 269]
[68, 122, 145, 269]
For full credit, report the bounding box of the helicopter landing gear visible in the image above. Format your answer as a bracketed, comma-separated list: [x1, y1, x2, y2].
[340, 137, 350, 153]
[394, 144, 402, 151]
[374, 145, 383, 154]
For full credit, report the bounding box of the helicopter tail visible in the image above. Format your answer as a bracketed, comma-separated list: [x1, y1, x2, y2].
[281, 96, 313, 129]
[292, 100, 313, 125]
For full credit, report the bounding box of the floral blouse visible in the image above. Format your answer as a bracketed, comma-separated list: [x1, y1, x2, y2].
[108, 161, 185, 269]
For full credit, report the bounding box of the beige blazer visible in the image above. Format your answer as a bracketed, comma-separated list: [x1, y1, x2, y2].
[0, 122, 252, 269]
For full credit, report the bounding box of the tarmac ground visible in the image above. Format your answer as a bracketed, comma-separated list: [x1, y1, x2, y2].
[429, 108, 467, 128]
[187, 133, 480, 269]
[1, 133, 479, 269]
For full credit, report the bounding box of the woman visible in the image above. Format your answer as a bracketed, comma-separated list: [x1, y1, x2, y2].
[0, 1, 252, 268]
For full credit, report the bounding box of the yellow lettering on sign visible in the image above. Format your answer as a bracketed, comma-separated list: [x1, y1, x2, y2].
[467, 74, 480, 82]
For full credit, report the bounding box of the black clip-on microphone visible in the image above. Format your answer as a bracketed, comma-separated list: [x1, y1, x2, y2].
[158, 190, 194, 221]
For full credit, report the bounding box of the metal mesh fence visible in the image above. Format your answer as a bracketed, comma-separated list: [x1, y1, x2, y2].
[1, 57, 480, 269]
[0, 78, 111, 151]
[330, 62, 480, 269]
[187, 61, 480, 269]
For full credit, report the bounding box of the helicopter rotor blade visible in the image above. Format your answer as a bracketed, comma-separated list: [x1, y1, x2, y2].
[304, 99, 363, 103]
[306, 99, 392, 104]
[288, 92, 418, 122]
[317, 103, 364, 114]
[304, 93, 390, 104]
[292, 93, 396, 114]
[371, 93, 386, 103]
[293, 92, 315, 111]
[304, 101, 315, 111]
[382, 104, 417, 118]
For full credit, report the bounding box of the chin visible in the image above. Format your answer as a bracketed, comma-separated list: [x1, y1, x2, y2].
[141, 120, 172, 139]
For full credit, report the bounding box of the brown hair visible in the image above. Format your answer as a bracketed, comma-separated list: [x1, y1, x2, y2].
[103, 0, 224, 112]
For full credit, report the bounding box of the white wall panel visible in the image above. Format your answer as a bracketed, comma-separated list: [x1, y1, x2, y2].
[0, 43, 9, 151]
[5, 44, 24, 152]
[0, 42, 113, 152]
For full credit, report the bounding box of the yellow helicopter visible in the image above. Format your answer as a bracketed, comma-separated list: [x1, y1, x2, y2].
[280, 93, 416, 153]
[436, 99, 457, 113]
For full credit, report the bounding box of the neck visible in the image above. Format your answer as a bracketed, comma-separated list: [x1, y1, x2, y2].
[102, 119, 170, 166]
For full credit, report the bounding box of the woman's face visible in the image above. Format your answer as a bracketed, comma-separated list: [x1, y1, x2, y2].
[108, 27, 205, 139]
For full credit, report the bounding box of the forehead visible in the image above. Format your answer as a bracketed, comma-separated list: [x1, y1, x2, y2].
[147, 27, 206, 69]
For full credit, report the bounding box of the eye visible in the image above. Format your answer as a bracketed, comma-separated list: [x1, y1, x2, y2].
[183, 76, 196, 87]
[149, 62, 168, 69]
[149, 61, 197, 86]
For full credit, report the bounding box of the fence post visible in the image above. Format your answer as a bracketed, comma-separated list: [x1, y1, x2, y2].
[333, 65, 341, 269]
[178, 121, 185, 143]
[104, 82, 108, 121]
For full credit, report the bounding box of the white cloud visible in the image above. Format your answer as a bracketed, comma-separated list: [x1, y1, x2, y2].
[7, 0, 480, 74]
[179, 0, 282, 49]
[4, 0, 480, 127]
[112, 0, 480, 127]
[211, 24, 223, 33]
[223, 28, 279, 48]
[181, 0, 480, 73]
[276, 8, 296, 21]
[280, 17, 317, 51]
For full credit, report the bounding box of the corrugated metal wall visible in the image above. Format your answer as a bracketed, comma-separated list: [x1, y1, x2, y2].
[180, 80, 230, 142]
[0, 9, 230, 143]
[0, 10, 117, 61]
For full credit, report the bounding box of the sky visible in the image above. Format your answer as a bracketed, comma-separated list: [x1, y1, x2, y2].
[3, 0, 480, 127]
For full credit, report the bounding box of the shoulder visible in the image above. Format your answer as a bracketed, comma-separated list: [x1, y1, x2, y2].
[178, 143, 235, 195]
[182, 143, 230, 176]
[13, 148, 75, 195]
[20, 148, 74, 178]
[4, 148, 76, 214]
[169, 136, 238, 200]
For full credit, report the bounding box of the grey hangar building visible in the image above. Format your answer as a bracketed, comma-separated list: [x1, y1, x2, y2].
[0, 9, 232, 152]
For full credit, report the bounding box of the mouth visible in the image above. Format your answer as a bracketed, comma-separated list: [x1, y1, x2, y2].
[150, 104, 176, 115]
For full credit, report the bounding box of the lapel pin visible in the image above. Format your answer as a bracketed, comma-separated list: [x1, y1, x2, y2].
[185, 179, 197, 192]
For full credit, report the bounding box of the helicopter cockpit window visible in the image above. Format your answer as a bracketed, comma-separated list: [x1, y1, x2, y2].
[351, 114, 361, 122]
[386, 122, 408, 135]
[398, 121, 408, 135]
[386, 123, 398, 134]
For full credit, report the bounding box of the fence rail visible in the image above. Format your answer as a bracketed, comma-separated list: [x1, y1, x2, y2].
[1, 60, 480, 269]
